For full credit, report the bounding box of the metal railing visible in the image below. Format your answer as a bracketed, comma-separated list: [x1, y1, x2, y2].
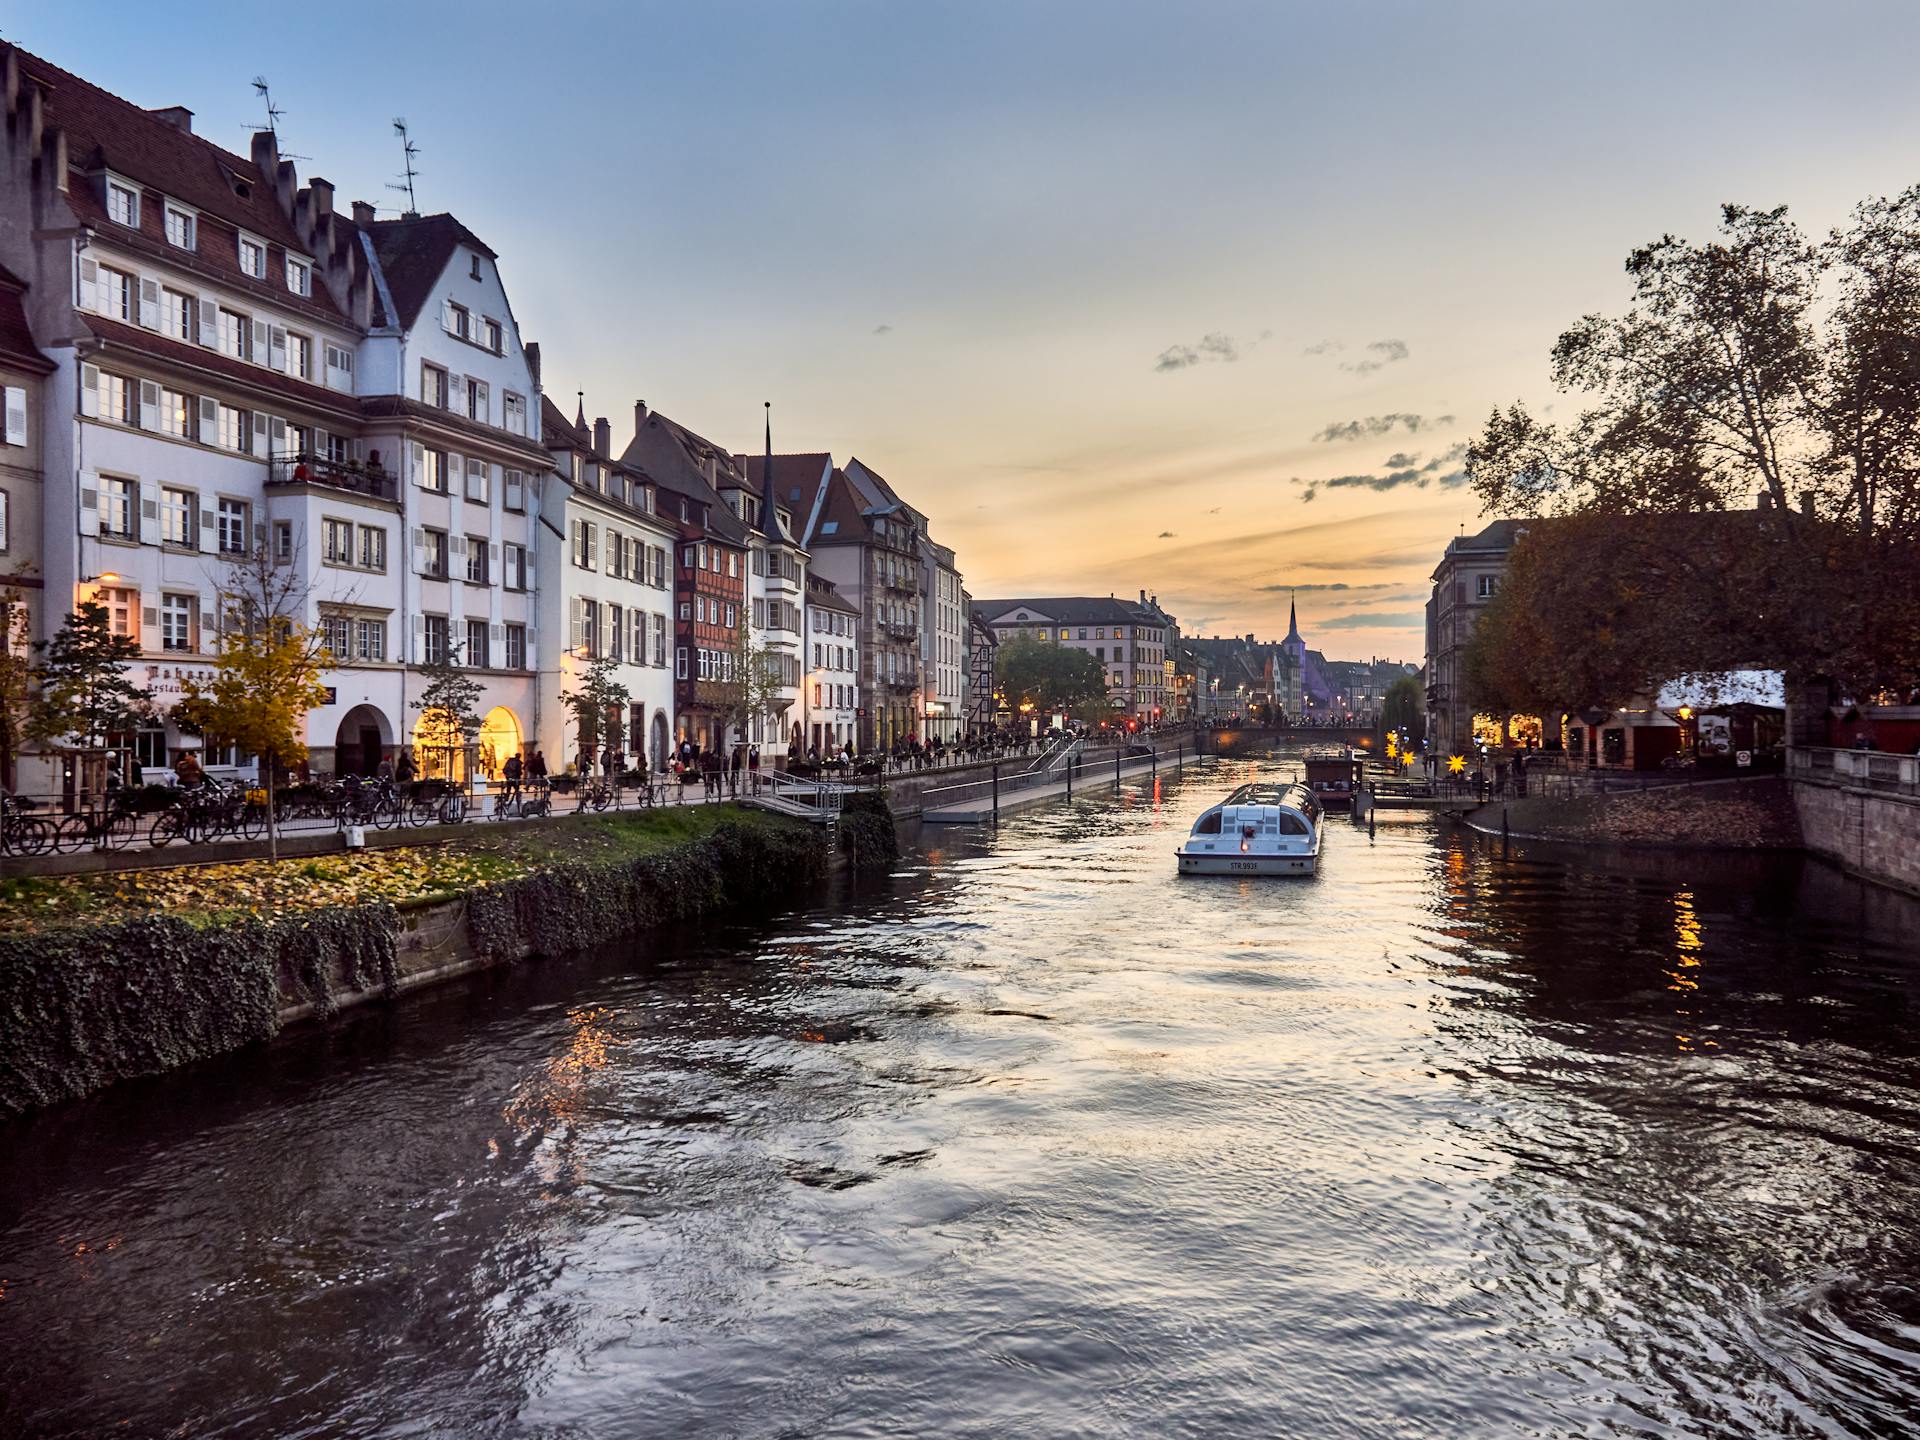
[268, 452, 398, 501]
[754, 770, 848, 821]
[1789, 745, 1920, 795]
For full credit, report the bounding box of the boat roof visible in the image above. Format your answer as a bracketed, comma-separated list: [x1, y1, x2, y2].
[1220, 782, 1320, 813]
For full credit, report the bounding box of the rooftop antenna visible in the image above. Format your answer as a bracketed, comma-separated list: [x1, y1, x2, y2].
[251, 77, 283, 140]
[389, 118, 421, 218]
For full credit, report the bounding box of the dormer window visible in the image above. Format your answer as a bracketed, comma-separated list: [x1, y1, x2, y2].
[164, 203, 195, 250]
[469, 253, 482, 280]
[286, 256, 311, 296]
[106, 178, 140, 227]
[238, 234, 267, 279]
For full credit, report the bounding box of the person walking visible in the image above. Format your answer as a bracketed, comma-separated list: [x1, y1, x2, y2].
[396, 750, 416, 787]
[528, 749, 548, 783]
[729, 744, 745, 797]
[748, 744, 761, 794]
[502, 751, 523, 804]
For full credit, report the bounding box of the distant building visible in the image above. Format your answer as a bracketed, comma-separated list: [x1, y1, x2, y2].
[1423, 518, 1527, 757]
[964, 593, 997, 730]
[970, 593, 1173, 720]
[801, 571, 859, 755]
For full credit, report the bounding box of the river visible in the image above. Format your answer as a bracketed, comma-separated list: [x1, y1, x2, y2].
[3, 756, 1919, 1438]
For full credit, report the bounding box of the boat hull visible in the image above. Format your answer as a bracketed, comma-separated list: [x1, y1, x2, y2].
[1175, 849, 1318, 876]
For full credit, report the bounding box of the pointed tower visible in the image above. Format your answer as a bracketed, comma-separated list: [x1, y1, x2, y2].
[761, 401, 787, 540]
[574, 389, 587, 431]
[1286, 589, 1301, 643]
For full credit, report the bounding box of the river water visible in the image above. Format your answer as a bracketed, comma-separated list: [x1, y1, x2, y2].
[3, 757, 1920, 1438]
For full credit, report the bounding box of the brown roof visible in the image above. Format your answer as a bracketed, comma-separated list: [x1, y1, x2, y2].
[621, 408, 753, 547]
[729, 450, 831, 511]
[0, 267, 52, 375]
[807, 468, 874, 545]
[806, 572, 860, 616]
[12, 44, 345, 322]
[81, 315, 359, 419]
[363, 214, 495, 330]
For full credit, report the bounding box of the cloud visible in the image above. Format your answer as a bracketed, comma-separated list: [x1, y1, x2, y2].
[1157, 530, 1177, 539]
[1302, 339, 1344, 356]
[1313, 413, 1454, 443]
[1297, 443, 1467, 501]
[1154, 330, 1249, 372]
[1341, 338, 1410, 376]
[1316, 610, 1428, 630]
[873, 323, 893, 335]
[1254, 582, 1398, 594]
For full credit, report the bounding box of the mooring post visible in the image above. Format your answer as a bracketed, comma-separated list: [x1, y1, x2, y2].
[1368, 783, 1376, 839]
[991, 760, 1000, 822]
[1114, 745, 1122, 788]
[1066, 756, 1072, 798]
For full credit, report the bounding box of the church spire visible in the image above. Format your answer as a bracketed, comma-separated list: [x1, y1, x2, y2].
[1287, 589, 1300, 642]
[574, 389, 586, 431]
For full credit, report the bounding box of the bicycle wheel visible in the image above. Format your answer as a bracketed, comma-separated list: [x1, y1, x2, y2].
[105, 810, 140, 850]
[372, 799, 402, 831]
[238, 805, 266, 842]
[182, 810, 214, 846]
[591, 786, 611, 813]
[150, 811, 184, 848]
[50, 815, 90, 854]
[443, 795, 468, 824]
[409, 798, 438, 827]
[21, 816, 55, 855]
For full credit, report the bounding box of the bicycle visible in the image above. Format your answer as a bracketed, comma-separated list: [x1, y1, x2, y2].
[410, 785, 469, 827]
[0, 791, 54, 856]
[577, 777, 615, 813]
[51, 795, 143, 853]
[491, 780, 552, 821]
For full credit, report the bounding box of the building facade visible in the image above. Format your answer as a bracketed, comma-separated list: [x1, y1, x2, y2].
[801, 572, 860, 756]
[0, 263, 51, 790]
[971, 594, 1174, 721]
[1423, 518, 1525, 758]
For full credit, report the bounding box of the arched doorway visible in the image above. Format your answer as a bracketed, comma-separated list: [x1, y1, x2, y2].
[651, 712, 670, 773]
[333, 704, 392, 776]
[477, 706, 522, 780]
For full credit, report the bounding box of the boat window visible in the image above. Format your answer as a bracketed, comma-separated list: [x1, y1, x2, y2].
[1277, 813, 1308, 835]
[1194, 809, 1222, 835]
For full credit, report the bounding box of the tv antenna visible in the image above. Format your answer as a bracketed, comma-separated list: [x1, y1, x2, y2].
[389, 118, 421, 217]
[251, 77, 283, 139]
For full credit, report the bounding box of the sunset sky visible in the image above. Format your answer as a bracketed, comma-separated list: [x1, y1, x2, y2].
[23, 1, 1920, 660]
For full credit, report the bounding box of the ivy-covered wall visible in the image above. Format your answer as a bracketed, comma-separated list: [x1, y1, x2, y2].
[0, 815, 831, 1120]
[839, 790, 901, 875]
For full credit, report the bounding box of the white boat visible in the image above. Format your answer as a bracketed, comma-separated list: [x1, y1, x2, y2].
[1175, 782, 1324, 876]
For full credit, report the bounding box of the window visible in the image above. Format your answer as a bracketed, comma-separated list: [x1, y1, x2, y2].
[102, 586, 138, 641]
[273, 520, 293, 562]
[469, 253, 482, 281]
[325, 343, 354, 391]
[322, 614, 351, 659]
[423, 614, 449, 665]
[107, 178, 139, 227]
[157, 289, 194, 343]
[421, 363, 448, 408]
[95, 371, 134, 424]
[323, 517, 354, 564]
[99, 266, 134, 322]
[217, 498, 249, 554]
[504, 542, 528, 591]
[286, 256, 311, 296]
[356, 617, 386, 662]
[483, 317, 502, 353]
[419, 448, 448, 493]
[422, 528, 448, 578]
[157, 387, 192, 439]
[286, 333, 311, 380]
[218, 308, 250, 360]
[1477, 575, 1501, 599]
[581, 601, 600, 658]
[466, 618, 489, 669]
[504, 469, 525, 512]
[160, 486, 194, 546]
[464, 458, 489, 503]
[133, 727, 167, 770]
[102, 477, 136, 539]
[164, 204, 195, 250]
[465, 535, 488, 584]
[216, 403, 248, 452]
[608, 604, 624, 662]
[447, 302, 470, 340]
[504, 623, 525, 670]
[0, 489, 8, 550]
[466, 377, 487, 422]
[359, 526, 386, 571]
[504, 393, 526, 435]
[238, 235, 267, 279]
[653, 613, 666, 666]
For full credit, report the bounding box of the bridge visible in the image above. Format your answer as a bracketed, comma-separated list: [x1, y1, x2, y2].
[1203, 724, 1383, 757]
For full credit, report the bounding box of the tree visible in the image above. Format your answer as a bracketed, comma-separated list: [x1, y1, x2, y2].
[28, 598, 150, 752]
[995, 635, 1109, 721]
[559, 656, 630, 763]
[1381, 674, 1425, 747]
[411, 647, 485, 782]
[1467, 188, 1920, 695]
[695, 617, 783, 756]
[0, 581, 34, 790]
[176, 546, 333, 858]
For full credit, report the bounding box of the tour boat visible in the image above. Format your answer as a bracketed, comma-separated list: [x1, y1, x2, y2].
[1302, 752, 1362, 810]
[1175, 783, 1323, 876]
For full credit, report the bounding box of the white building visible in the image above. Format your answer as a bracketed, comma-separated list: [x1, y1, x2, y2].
[538, 397, 677, 773]
[802, 572, 860, 756]
[924, 541, 965, 743]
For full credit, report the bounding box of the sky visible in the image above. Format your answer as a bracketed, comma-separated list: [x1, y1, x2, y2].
[17, 2, 1920, 661]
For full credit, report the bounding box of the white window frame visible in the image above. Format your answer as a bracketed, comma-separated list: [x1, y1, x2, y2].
[106, 175, 140, 228]
[237, 232, 268, 280]
[164, 202, 196, 250]
[285, 255, 312, 296]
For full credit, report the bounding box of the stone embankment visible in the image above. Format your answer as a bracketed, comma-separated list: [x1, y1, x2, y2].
[0, 796, 899, 1119]
[1465, 776, 1803, 850]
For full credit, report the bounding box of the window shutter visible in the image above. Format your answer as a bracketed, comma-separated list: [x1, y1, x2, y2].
[490, 622, 504, 648]
[442, 299, 457, 334]
[77, 256, 100, 312]
[313, 427, 329, 462]
[410, 440, 425, 484]
[524, 556, 536, 593]
[504, 471, 523, 511]
[451, 535, 467, 559]
[139, 480, 160, 528]
[198, 296, 218, 347]
[251, 411, 270, 459]
[198, 506, 215, 551]
[78, 471, 100, 537]
[270, 417, 287, 456]
[2, 386, 23, 446]
[143, 605, 158, 631]
[199, 396, 219, 442]
[79, 363, 100, 417]
[138, 276, 161, 329]
[488, 542, 499, 572]
[411, 526, 426, 574]
[138, 379, 161, 430]
[472, 379, 488, 418]
[448, 373, 465, 413]
[587, 522, 598, 569]
[570, 597, 584, 652]
[269, 324, 287, 371]
[411, 615, 425, 662]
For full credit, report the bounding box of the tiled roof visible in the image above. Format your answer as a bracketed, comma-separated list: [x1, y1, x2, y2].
[81, 315, 360, 419]
[12, 45, 345, 322]
[807, 468, 874, 544]
[0, 269, 52, 375]
[362, 214, 494, 330]
[806, 573, 860, 616]
[620, 408, 752, 547]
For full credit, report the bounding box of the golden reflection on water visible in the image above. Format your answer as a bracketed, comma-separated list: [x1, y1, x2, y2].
[1668, 890, 1718, 1051]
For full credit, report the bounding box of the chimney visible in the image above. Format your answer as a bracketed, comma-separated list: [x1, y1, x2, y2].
[1140, 589, 1148, 605]
[634, 399, 648, 435]
[309, 177, 334, 217]
[524, 341, 541, 384]
[150, 105, 193, 133]
[250, 128, 278, 178]
[352, 200, 376, 226]
[593, 417, 610, 458]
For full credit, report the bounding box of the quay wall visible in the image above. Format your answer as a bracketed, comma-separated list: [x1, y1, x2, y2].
[0, 799, 899, 1119]
[1791, 778, 1920, 898]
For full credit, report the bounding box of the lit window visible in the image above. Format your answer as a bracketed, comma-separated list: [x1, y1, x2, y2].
[102, 586, 138, 641]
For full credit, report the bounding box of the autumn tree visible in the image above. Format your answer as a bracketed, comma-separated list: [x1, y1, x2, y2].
[1467, 187, 1920, 696]
[1381, 674, 1426, 747]
[0, 582, 34, 790]
[560, 655, 630, 762]
[28, 598, 150, 752]
[176, 547, 332, 858]
[695, 618, 784, 755]
[411, 648, 484, 783]
[995, 635, 1109, 720]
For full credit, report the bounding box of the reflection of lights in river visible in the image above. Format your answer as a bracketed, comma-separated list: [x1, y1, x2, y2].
[1667, 891, 1719, 1050]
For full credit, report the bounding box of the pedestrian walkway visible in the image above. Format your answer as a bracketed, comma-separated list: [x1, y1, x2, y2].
[922, 747, 1201, 824]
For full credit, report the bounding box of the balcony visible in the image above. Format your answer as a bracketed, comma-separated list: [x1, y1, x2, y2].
[881, 618, 919, 640]
[268, 452, 397, 502]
